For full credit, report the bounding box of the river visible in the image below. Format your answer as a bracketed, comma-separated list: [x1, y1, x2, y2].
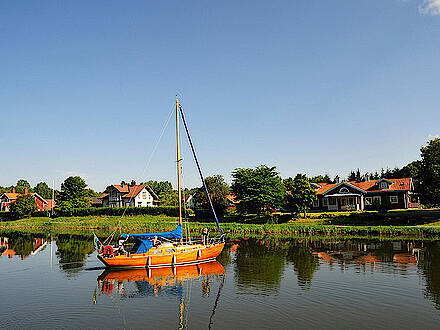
[1, 232, 440, 329]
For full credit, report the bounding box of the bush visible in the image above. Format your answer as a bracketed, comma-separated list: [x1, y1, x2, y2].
[54, 206, 180, 217]
[10, 195, 37, 219]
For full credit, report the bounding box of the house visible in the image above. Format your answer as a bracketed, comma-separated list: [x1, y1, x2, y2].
[310, 178, 419, 212]
[99, 181, 159, 208]
[0, 188, 55, 212]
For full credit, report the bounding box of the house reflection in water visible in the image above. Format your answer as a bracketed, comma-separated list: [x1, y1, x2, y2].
[0, 236, 47, 260]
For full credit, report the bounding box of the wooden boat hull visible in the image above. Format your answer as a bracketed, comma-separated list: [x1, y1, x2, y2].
[98, 242, 224, 268]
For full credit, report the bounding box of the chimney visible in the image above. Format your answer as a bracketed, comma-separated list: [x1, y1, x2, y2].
[365, 174, 370, 182]
[12, 188, 15, 193]
[121, 180, 126, 187]
[24, 188, 28, 195]
[131, 180, 136, 186]
[335, 175, 340, 184]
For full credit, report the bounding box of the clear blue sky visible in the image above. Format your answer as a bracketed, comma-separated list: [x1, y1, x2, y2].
[1, 0, 440, 191]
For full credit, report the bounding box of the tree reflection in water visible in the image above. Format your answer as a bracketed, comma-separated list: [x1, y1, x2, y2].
[286, 241, 320, 289]
[418, 241, 440, 310]
[55, 234, 95, 275]
[233, 238, 286, 294]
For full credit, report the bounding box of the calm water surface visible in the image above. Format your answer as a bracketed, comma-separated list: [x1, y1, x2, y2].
[1, 232, 440, 329]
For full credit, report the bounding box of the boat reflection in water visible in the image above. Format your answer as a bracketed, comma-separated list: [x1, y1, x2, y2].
[96, 261, 225, 329]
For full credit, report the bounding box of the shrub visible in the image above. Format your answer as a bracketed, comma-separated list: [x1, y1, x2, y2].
[10, 195, 37, 219]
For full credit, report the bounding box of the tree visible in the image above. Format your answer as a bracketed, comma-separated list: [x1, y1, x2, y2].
[34, 182, 52, 199]
[10, 194, 37, 219]
[16, 179, 31, 194]
[59, 176, 90, 209]
[145, 180, 177, 206]
[193, 175, 230, 216]
[420, 138, 440, 206]
[309, 174, 333, 183]
[231, 165, 285, 214]
[284, 174, 316, 218]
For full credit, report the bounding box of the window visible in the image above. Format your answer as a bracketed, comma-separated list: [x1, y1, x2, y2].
[365, 197, 372, 205]
[390, 195, 398, 204]
[380, 182, 388, 189]
[152, 249, 163, 255]
[142, 192, 147, 199]
[339, 187, 349, 194]
[329, 198, 336, 205]
[138, 202, 142, 207]
[313, 199, 319, 207]
[323, 198, 328, 206]
[373, 196, 382, 204]
[165, 248, 175, 253]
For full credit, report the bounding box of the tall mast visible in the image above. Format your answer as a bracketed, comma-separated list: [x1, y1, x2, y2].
[176, 97, 183, 228]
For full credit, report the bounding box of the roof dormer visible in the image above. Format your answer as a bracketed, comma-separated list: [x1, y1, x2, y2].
[376, 178, 393, 190]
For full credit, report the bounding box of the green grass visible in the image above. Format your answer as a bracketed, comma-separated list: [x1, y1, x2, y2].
[2, 213, 440, 238]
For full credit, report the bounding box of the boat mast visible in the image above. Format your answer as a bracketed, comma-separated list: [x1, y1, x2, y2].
[176, 97, 183, 230]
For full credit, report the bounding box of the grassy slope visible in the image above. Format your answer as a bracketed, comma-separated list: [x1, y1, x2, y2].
[2, 211, 440, 238]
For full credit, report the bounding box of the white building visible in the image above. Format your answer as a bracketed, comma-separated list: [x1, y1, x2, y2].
[99, 182, 159, 208]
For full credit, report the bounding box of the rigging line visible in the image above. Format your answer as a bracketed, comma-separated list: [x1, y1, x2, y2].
[103, 105, 175, 244]
[178, 105, 223, 236]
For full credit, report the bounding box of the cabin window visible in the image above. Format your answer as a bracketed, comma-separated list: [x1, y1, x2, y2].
[313, 199, 319, 207]
[339, 187, 349, 194]
[142, 192, 147, 199]
[373, 196, 382, 204]
[323, 198, 328, 206]
[390, 195, 398, 204]
[365, 197, 372, 205]
[152, 249, 163, 254]
[165, 248, 175, 253]
[380, 182, 389, 189]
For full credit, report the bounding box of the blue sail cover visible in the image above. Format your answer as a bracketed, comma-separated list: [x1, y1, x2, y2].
[121, 225, 183, 254]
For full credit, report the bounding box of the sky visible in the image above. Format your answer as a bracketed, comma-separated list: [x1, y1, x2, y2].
[1, 0, 440, 192]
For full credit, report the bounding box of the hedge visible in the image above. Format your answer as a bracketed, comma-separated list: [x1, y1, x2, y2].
[54, 206, 180, 217]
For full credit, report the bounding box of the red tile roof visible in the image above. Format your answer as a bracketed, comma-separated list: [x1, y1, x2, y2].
[315, 178, 412, 195]
[123, 184, 146, 198]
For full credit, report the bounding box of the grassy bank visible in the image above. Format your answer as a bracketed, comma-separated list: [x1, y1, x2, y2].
[2, 214, 440, 238]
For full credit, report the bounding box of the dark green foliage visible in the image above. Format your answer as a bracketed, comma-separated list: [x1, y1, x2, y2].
[231, 165, 285, 214]
[15, 179, 31, 194]
[34, 182, 53, 199]
[145, 180, 177, 206]
[287, 244, 320, 289]
[193, 175, 229, 217]
[284, 174, 316, 217]
[348, 169, 362, 182]
[54, 206, 180, 217]
[10, 194, 37, 219]
[420, 138, 440, 206]
[59, 176, 90, 209]
[309, 174, 333, 183]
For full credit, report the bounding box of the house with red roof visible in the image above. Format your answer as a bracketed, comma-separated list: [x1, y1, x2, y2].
[310, 178, 419, 212]
[99, 181, 159, 208]
[0, 188, 55, 212]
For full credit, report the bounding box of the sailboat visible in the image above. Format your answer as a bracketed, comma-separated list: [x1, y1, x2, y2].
[96, 98, 225, 268]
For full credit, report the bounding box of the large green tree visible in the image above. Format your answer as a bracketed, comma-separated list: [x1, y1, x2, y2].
[59, 176, 90, 209]
[10, 194, 37, 219]
[284, 174, 316, 218]
[231, 165, 285, 214]
[34, 182, 52, 199]
[193, 175, 230, 215]
[145, 180, 177, 206]
[420, 138, 440, 206]
[15, 179, 31, 194]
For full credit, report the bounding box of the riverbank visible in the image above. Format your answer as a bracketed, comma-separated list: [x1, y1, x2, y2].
[2, 214, 440, 238]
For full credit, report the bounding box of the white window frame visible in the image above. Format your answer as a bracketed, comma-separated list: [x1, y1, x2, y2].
[390, 195, 398, 204]
[380, 182, 388, 189]
[373, 196, 382, 204]
[313, 199, 319, 207]
[339, 187, 349, 194]
[365, 197, 372, 205]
